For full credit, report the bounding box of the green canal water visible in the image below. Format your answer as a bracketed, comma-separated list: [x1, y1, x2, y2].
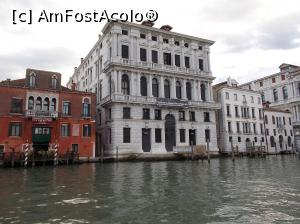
[0, 156, 300, 224]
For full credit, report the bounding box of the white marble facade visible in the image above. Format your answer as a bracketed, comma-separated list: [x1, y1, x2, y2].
[213, 78, 265, 153]
[240, 64, 300, 151]
[67, 21, 220, 156]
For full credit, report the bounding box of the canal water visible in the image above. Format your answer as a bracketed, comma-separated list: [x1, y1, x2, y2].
[0, 156, 300, 224]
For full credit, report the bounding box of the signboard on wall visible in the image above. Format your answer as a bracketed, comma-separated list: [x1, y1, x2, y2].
[32, 117, 52, 125]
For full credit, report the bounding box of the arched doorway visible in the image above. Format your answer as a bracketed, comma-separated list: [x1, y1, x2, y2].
[246, 138, 252, 150]
[279, 135, 283, 150]
[165, 114, 176, 152]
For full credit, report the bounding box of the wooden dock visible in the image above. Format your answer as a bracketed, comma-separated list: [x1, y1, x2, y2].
[0, 151, 80, 168]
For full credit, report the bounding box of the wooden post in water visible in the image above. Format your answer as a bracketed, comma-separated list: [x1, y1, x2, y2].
[231, 140, 235, 161]
[100, 145, 104, 163]
[54, 142, 58, 166]
[260, 140, 263, 157]
[191, 141, 194, 161]
[32, 146, 35, 167]
[11, 148, 15, 168]
[24, 141, 29, 168]
[206, 140, 210, 163]
[116, 146, 119, 162]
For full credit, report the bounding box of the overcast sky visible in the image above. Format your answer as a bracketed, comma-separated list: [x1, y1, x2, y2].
[0, 0, 300, 85]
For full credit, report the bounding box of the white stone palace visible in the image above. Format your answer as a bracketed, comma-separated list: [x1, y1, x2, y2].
[67, 21, 220, 158]
[213, 77, 265, 153]
[240, 64, 300, 151]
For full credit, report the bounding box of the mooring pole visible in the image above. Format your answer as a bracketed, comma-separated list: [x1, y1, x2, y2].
[116, 146, 119, 162]
[191, 141, 194, 161]
[100, 145, 104, 163]
[24, 141, 29, 167]
[231, 140, 235, 161]
[32, 146, 35, 167]
[11, 148, 15, 168]
[206, 140, 210, 163]
[54, 142, 58, 166]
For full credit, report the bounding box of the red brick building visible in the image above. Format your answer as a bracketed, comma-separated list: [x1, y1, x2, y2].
[0, 68, 96, 159]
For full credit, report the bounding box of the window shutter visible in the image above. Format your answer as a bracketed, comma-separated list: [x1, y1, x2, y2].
[69, 102, 72, 115]
[19, 123, 22, 136]
[9, 123, 12, 136]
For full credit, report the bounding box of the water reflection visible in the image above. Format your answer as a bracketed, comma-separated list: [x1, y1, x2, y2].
[0, 156, 300, 223]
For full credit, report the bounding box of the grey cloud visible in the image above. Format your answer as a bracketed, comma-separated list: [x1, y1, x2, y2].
[214, 12, 300, 53]
[199, 0, 260, 22]
[256, 13, 300, 50]
[0, 47, 77, 81]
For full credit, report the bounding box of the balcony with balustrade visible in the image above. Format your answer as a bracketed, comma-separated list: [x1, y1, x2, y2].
[26, 110, 58, 118]
[103, 58, 212, 78]
[100, 93, 220, 110]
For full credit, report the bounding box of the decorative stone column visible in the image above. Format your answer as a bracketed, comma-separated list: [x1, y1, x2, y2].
[148, 74, 153, 97]
[182, 79, 187, 100]
[171, 78, 176, 99]
[117, 70, 121, 93]
[193, 80, 198, 101]
[197, 81, 202, 101]
[206, 82, 210, 101]
[137, 72, 141, 96]
[112, 70, 118, 93]
[160, 76, 164, 98]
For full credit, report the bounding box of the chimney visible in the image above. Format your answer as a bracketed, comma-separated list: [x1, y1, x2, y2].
[74, 67, 77, 73]
[141, 20, 154, 27]
[98, 34, 101, 39]
[71, 80, 76, 91]
[81, 58, 84, 63]
[160, 25, 173, 31]
[263, 101, 271, 108]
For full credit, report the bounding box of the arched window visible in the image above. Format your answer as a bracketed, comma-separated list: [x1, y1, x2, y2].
[176, 81, 182, 99]
[279, 135, 283, 149]
[50, 98, 56, 111]
[164, 79, 170, 98]
[270, 136, 275, 147]
[121, 74, 130, 95]
[140, 76, 147, 96]
[28, 96, 34, 110]
[201, 83, 206, 101]
[36, 97, 42, 111]
[51, 75, 58, 89]
[264, 115, 268, 124]
[152, 78, 159, 97]
[272, 116, 275, 124]
[82, 98, 91, 117]
[261, 93, 265, 102]
[44, 97, 49, 111]
[288, 136, 292, 147]
[282, 86, 288, 99]
[298, 83, 300, 95]
[273, 89, 278, 101]
[29, 73, 36, 87]
[186, 82, 192, 100]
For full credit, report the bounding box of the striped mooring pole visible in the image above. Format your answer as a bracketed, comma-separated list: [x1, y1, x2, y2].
[54, 142, 59, 166]
[24, 141, 29, 167]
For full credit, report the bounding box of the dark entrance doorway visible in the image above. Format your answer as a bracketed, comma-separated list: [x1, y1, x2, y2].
[142, 128, 151, 152]
[246, 138, 252, 150]
[279, 135, 283, 150]
[32, 127, 51, 151]
[165, 114, 176, 152]
[189, 129, 196, 145]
